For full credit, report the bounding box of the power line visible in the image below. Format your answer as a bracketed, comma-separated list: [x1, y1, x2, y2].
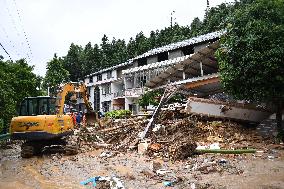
[4, 0, 32, 63]
[0, 42, 13, 61]
[0, 25, 20, 57]
[12, 0, 34, 63]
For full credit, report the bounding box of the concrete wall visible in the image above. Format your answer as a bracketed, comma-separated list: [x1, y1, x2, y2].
[169, 50, 183, 60]
[99, 84, 112, 111]
[132, 60, 139, 67]
[125, 97, 139, 114]
[89, 86, 95, 109]
[147, 55, 158, 64]
[112, 83, 124, 98]
[124, 77, 134, 89]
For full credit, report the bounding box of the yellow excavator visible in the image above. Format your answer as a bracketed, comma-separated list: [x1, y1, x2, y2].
[10, 82, 98, 158]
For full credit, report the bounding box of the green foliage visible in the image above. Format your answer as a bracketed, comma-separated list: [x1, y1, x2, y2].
[216, 0, 284, 102]
[0, 119, 4, 134]
[105, 110, 131, 119]
[43, 54, 70, 95]
[167, 93, 186, 104]
[0, 57, 42, 126]
[64, 43, 83, 81]
[139, 89, 163, 108]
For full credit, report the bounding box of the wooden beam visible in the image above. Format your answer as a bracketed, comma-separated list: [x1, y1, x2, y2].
[184, 77, 220, 89]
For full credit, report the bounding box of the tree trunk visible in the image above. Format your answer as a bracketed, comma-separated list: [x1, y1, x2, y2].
[276, 100, 283, 132]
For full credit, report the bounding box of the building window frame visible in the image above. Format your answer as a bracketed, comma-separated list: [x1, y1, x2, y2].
[107, 71, 112, 79]
[97, 74, 102, 81]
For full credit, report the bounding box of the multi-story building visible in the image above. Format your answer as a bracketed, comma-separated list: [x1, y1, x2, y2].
[84, 61, 133, 113]
[85, 31, 223, 114]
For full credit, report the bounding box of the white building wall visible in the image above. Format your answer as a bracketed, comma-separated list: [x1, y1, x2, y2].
[112, 83, 124, 97]
[112, 70, 117, 80]
[124, 77, 134, 89]
[89, 86, 95, 109]
[147, 56, 158, 64]
[169, 49, 183, 60]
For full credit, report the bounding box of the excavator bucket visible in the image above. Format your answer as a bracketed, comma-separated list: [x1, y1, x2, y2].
[85, 112, 101, 127]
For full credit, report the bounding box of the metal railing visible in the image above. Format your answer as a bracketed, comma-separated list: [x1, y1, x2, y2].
[113, 91, 125, 98]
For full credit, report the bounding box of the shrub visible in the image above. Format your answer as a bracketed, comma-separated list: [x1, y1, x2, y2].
[105, 110, 131, 119]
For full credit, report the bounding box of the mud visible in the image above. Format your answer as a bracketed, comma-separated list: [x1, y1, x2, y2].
[1, 143, 284, 189]
[1, 113, 284, 188]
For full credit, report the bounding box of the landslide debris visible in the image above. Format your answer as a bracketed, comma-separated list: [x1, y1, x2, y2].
[74, 110, 274, 160]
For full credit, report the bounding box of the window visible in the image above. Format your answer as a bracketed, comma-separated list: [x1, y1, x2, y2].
[136, 75, 147, 88]
[102, 84, 111, 95]
[181, 46, 194, 55]
[39, 98, 48, 114]
[28, 98, 38, 116]
[158, 52, 168, 62]
[97, 74, 102, 81]
[93, 86, 100, 111]
[49, 98, 56, 115]
[18, 97, 57, 116]
[138, 58, 147, 66]
[102, 101, 111, 112]
[89, 76, 93, 83]
[20, 99, 28, 116]
[107, 71, 112, 79]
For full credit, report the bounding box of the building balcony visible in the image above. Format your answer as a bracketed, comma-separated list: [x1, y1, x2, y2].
[125, 88, 144, 97]
[113, 91, 125, 98]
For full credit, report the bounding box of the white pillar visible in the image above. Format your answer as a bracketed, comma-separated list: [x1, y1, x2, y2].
[200, 62, 204, 76]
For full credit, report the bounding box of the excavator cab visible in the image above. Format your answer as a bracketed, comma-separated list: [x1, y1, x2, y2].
[18, 96, 57, 116]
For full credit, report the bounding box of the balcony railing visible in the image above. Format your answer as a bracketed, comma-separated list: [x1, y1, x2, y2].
[125, 88, 143, 97]
[113, 90, 125, 98]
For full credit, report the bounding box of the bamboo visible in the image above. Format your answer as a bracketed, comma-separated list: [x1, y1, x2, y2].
[196, 149, 256, 154]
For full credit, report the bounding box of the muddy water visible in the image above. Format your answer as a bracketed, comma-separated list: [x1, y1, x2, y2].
[0, 145, 150, 189]
[0, 146, 84, 189]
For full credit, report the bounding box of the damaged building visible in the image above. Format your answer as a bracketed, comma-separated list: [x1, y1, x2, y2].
[84, 31, 223, 114]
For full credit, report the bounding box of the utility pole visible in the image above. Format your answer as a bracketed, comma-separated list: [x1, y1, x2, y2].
[170, 10, 175, 28]
[206, 0, 210, 13]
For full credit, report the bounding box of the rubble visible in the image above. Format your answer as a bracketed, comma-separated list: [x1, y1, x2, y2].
[73, 108, 275, 162]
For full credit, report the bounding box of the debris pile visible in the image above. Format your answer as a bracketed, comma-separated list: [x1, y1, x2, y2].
[76, 117, 147, 152]
[75, 110, 274, 160]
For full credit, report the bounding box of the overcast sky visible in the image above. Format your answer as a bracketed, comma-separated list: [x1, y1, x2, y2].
[0, 0, 234, 76]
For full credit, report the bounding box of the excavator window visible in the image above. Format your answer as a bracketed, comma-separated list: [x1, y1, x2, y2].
[28, 98, 38, 116]
[19, 97, 57, 116]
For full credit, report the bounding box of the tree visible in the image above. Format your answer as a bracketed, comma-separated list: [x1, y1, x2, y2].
[0, 57, 42, 128]
[216, 0, 284, 133]
[43, 54, 70, 95]
[100, 34, 111, 68]
[138, 89, 162, 110]
[64, 43, 83, 81]
[190, 17, 203, 37]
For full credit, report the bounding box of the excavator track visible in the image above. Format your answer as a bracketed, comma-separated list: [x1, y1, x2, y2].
[21, 142, 44, 158]
[63, 134, 79, 155]
[20, 135, 79, 158]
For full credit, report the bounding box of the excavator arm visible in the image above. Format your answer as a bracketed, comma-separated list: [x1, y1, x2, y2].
[55, 82, 101, 126]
